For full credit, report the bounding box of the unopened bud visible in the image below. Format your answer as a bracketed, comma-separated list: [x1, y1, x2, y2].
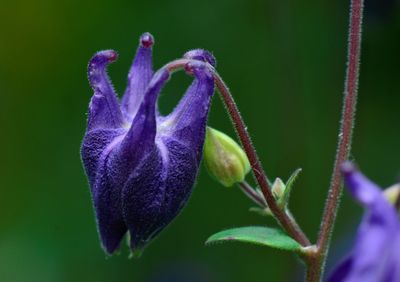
[272, 178, 286, 199]
[204, 127, 250, 187]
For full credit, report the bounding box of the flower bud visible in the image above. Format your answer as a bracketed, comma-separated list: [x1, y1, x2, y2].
[272, 178, 286, 199]
[203, 127, 250, 187]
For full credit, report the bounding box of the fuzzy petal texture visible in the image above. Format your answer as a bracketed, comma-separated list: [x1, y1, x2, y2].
[121, 62, 214, 251]
[81, 33, 215, 255]
[328, 162, 400, 282]
[121, 33, 154, 121]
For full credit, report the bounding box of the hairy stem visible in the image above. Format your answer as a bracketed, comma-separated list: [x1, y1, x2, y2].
[312, 0, 364, 280]
[213, 72, 311, 247]
[165, 59, 310, 246]
[305, 256, 320, 282]
[164, 58, 311, 247]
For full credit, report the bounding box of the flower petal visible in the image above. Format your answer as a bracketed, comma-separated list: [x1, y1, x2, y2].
[121, 32, 154, 121]
[87, 50, 123, 130]
[341, 162, 398, 224]
[121, 63, 214, 252]
[119, 68, 170, 161]
[91, 68, 170, 254]
[183, 49, 217, 67]
[384, 230, 400, 282]
[89, 131, 128, 255]
[160, 61, 215, 162]
[327, 256, 354, 282]
[81, 128, 126, 189]
[121, 139, 199, 252]
[329, 162, 400, 281]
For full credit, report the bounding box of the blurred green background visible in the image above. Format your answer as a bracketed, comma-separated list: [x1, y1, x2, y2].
[0, 0, 399, 281]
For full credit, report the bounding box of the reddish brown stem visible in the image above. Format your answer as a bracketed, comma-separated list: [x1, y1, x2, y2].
[238, 181, 267, 208]
[213, 72, 311, 247]
[310, 0, 364, 280]
[165, 59, 310, 247]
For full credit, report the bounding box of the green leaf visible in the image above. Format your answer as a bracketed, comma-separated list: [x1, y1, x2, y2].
[279, 168, 302, 207]
[206, 226, 302, 252]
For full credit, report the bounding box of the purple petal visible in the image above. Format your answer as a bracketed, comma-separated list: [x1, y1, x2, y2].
[81, 127, 128, 254]
[118, 68, 174, 251]
[328, 162, 400, 281]
[84, 50, 129, 253]
[119, 68, 170, 161]
[121, 139, 199, 252]
[341, 162, 398, 224]
[120, 147, 167, 251]
[91, 68, 170, 254]
[160, 61, 215, 161]
[327, 256, 354, 282]
[87, 50, 124, 129]
[183, 49, 216, 67]
[384, 230, 400, 282]
[81, 128, 126, 188]
[82, 41, 217, 255]
[121, 63, 214, 252]
[121, 33, 154, 121]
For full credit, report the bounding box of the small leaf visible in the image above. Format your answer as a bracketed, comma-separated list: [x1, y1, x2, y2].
[206, 226, 302, 252]
[279, 168, 302, 207]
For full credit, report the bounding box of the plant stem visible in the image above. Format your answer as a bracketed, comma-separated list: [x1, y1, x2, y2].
[305, 256, 320, 282]
[238, 181, 267, 208]
[213, 72, 311, 247]
[165, 59, 311, 247]
[311, 0, 364, 280]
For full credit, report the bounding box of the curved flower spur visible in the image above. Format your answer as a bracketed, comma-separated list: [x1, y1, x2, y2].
[81, 32, 215, 255]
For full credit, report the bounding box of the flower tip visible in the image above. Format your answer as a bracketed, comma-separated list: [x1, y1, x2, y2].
[106, 50, 118, 62]
[183, 49, 216, 67]
[101, 241, 120, 256]
[90, 50, 118, 65]
[184, 60, 212, 78]
[140, 32, 154, 48]
[341, 161, 356, 175]
[88, 50, 119, 88]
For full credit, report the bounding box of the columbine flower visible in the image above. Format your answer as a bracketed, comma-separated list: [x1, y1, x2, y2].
[81, 32, 215, 255]
[328, 162, 400, 282]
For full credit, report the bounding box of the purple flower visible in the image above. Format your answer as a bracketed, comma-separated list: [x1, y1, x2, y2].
[81, 33, 215, 255]
[328, 162, 400, 282]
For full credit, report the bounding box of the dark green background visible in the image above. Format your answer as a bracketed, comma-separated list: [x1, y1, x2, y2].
[0, 0, 399, 281]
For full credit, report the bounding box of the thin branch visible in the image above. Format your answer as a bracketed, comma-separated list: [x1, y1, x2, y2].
[165, 58, 311, 246]
[311, 0, 364, 280]
[238, 181, 267, 208]
[213, 72, 311, 247]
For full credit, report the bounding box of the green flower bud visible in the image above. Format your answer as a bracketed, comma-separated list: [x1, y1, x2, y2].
[203, 127, 251, 187]
[272, 178, 286, 199]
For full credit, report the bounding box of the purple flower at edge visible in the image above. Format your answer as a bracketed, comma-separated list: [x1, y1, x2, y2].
[81, 32, 215, 255]
[328, 162, 400, 282]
